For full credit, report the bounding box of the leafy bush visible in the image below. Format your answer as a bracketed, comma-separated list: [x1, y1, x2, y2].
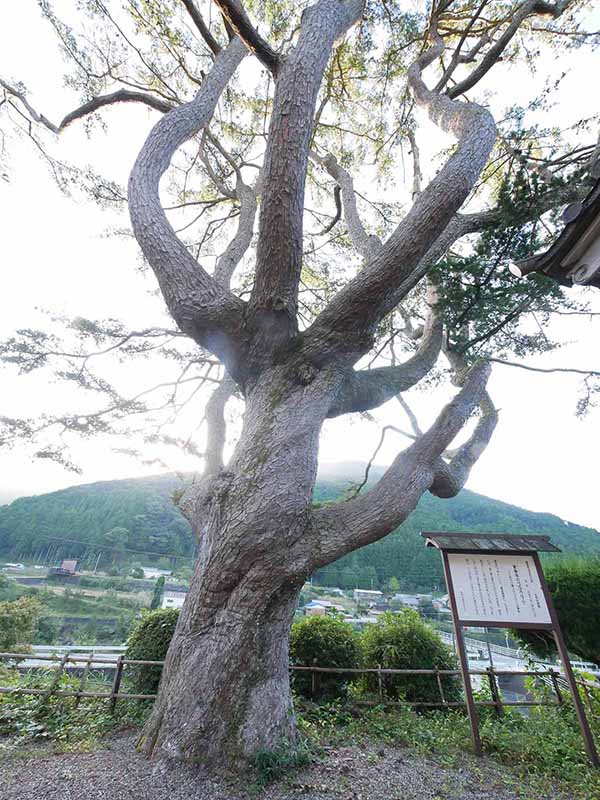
[125, 608, 179, 694]
[514, 557, 600, 664]
[0, 596, 42, 652]
[360, 610, 460, 704]
[290, 615, 360, 698]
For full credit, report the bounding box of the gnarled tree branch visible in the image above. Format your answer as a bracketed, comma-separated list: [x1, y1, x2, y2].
[430, 389, 497, 497]
[1, 78, 175, 133]
[128, 37, 248, 370]
[310, 360, 492, 567]
[302, 22, 497, 364]
[247, 0, 364, 355]
[213, 179, 258, 288]
[311, 149, 381, 259]
[327, 303, 443, 417]
[213, 0, 281, 73]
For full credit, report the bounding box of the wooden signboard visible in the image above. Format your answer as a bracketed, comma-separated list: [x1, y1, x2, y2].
[422, 532, 599, 767]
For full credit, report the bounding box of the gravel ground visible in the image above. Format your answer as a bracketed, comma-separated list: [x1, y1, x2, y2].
[0, 733, 557, 800]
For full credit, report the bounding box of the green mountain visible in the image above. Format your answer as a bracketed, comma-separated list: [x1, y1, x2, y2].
[0, 465, 598, 591]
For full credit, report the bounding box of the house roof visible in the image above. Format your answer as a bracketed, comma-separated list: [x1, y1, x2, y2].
[511, 174, 600, 289]
[421, 531, 560, 553]
[163, 589, 187, 598]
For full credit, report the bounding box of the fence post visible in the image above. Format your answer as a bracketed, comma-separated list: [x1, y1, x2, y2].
[311, 659, 319, 698]
[377, 664, 383, 703]
[75, 651, 94, 708]
[581, 679, 595, 711]
[486, 666, 503, 717]
[435, 669, 446, 706]
[41, 653, 69, 702]
[109, 655, 124, 714]
[549, 668, 564, 706]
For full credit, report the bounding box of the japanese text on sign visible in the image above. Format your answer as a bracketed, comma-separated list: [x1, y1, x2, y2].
[447, 553, 551, 624]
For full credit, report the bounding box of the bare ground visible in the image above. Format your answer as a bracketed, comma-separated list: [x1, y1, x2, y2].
[0, 732, 570, 800]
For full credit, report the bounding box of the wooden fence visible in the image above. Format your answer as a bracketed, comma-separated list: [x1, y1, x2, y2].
[0, 651, 598, 718]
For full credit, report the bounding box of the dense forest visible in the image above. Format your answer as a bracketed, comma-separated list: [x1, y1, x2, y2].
[1, 465, 598, 591]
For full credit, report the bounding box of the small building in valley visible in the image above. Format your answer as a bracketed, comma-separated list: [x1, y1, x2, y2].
[161, 589, 187, 610]
[353, 589, 383, 604]
[392, 593, 420, 609]
[143, 567, 172, 580]
[49, 559, 78, 577]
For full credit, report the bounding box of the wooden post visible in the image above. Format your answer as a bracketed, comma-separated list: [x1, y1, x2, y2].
[435, 669, 446, 706]
[549, 668, 564, 706]
[311, 658, 318, 698]
[377, 664, 384, 703]
[486, 666, 503, 717]
[442, 551, 482, 756]
[109, 655, 124, 714]
[75, 651, 94, 708]
[41, 653, 69, 701]
[533, 553, 599, 768]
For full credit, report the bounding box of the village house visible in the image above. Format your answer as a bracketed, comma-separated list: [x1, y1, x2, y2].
[353, 588, 383, 604]
[161, 589, 187, 610]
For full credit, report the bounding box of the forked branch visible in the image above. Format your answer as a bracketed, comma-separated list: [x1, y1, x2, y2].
[128, 38, 248, 368]
[311, 360, 492, 567]
[213, 0, 281, 73]
[303, 21, 497, 364]
[327, 311, 443, 417]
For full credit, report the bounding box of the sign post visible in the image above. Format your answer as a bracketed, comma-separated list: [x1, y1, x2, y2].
[422, 532, 599, 768]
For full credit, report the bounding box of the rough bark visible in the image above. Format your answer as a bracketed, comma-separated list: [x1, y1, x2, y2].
[130, 6, 502, 769]
[247, 0, 364, 361]
[301, 32, 497, 364]
[141, 364, 345, 765]
[128, 37, 247, 370]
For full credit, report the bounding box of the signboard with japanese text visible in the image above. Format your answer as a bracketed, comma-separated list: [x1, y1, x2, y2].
[446, 553, 551, 625]
[421, 532, 599, 767]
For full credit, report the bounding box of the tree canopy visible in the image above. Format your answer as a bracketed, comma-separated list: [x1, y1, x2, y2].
[1, 0, 599, 471]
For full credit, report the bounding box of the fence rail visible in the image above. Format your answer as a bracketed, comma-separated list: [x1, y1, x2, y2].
[0, 651, 598, 718]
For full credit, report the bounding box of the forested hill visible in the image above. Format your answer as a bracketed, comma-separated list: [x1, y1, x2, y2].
[1, 465, 598, 591]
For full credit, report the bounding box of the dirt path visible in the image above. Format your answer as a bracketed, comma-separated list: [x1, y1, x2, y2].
[0, 732, 564, 800]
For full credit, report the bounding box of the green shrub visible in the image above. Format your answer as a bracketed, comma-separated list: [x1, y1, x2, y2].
[0, 596, 42, 652]
[125, 608, 179, 694]
[290, 615, 360, 698]
[360, 610, 460, 704]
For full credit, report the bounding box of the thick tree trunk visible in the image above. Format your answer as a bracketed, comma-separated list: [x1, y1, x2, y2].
[139, 365, 342, 766]
[140, 573, 302, 765]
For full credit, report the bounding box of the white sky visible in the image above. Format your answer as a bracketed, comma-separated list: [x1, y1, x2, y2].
[0, 2, 599, 531]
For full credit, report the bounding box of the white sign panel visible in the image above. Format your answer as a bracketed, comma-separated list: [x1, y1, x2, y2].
[447, 553, 551, 625]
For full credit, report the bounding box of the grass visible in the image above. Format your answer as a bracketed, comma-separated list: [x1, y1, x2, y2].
[0, 664, 599, 799]
[0, 666, 150, 754]
[296, 695, 600, 799]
